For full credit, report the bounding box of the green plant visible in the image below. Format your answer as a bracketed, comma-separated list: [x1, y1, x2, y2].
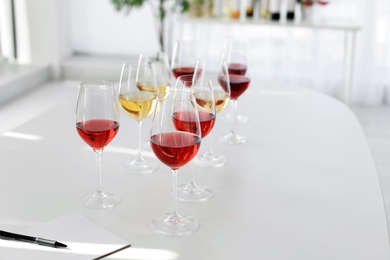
[110, 0, 189, 51]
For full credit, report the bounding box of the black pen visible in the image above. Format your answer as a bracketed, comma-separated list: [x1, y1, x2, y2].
[0, 230, 67, 248]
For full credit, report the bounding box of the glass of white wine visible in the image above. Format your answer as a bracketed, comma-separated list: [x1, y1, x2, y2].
[118, 55, 159, 174]
[174, 75, 217, 202]
[145, 52, 172, 96]
[193, 57, 231, 167]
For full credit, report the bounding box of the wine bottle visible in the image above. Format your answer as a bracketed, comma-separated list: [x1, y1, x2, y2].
[220, 0, 231, 18]
[246, 0, 254, 17]
[212, 0, 223, 17]
[269, 0, 280, 21]
[252, 0, 261, 20]
[286, 0, 295, 20]
[260, 0, 270, 19]
[230, 0, 240, 19]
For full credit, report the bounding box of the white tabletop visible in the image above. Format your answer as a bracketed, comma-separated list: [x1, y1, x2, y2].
[0, 84, 388, 259]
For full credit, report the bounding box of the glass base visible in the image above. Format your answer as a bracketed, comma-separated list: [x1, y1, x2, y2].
[81, 191, 121, 209]
[218, 132, 247, 145]
[192, 152, 227, 167]
[221, 113, 248, 124]
[177, 182, 214, 202]
[121, 157, 159, 175]
[151, 212, 198, 236]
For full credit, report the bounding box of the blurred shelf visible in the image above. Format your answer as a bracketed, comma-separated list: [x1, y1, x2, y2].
[176, 15, 361, 105]
[179, 15, 362, 31]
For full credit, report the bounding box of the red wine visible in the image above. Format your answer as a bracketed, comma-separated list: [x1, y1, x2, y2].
[150, 132, 201, 170]
[173, 110, 216, 138]
[218, 75, 230, 93]
[219, 74, 250, 100]
[228, 63, 247, 75]
[176, 74, 194, 88]
[76, 119, 119, 150]
[172, 66, 196, 78]
[302, 1, 314, 6]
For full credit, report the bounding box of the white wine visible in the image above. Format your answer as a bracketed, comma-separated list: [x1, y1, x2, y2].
[119, 91, 157, 121]
[137, 81, 170, 95]
[194, 91, 229, 113]
[214, 91, 230, 113]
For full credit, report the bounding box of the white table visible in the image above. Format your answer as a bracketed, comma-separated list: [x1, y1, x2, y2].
[0, 83, 388, 259]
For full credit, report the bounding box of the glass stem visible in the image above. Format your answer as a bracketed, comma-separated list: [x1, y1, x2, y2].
[230, 99, 238, 134]
[136, 120, 143, 161]
[172, 169, 179, 215]
[206, 132, 213, 154]
[190, 163, 196, 185]
[94, 149, 104, 195]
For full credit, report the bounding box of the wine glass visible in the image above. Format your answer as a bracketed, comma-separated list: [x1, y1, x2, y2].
[171, 39, 201, 78]
[75, 81, 121, 209]
[149, 52, 172, 96]
[221, 37, 250, 124]
[118, 56, 159, 174]
[218, 48, 251, 145]
[150, 90, 202, 235]
[139, 52, 172, 150]
[223, 37, 250, 51]
[193, 57, 231, 167]
[174, 75, 216, 202]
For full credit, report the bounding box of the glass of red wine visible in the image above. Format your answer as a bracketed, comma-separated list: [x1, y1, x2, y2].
[193, 57, 231, 167]
[75, 81, 121, 209]
[221, 37, 250, 125]
[218, 48, 251, 145]
[118, 56, 159, 174]
[223, 37, 250, 51]
[174, 75, 216, 202]
[171, 39, 201, 79]
[150, 90, 202, 235]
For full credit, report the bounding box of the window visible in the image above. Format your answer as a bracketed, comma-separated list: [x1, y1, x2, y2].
[0, 0, 16, 62]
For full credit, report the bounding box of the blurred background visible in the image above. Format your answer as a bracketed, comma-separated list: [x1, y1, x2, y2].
[0, 0, 389, 105]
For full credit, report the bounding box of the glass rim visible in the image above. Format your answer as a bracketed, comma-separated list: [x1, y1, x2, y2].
[161, 90, 194, 100]
[175, 38, 201, 44]
[222, 47, 249, 52]
[122, 61, 137, 65]
[79, 81, 114, 89]
[122, 56, 155, 66]
[176, 74, 211, 82]
[176, 74, 196, 83]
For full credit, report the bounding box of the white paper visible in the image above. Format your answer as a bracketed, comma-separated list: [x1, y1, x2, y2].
[0, 213, 130, 259]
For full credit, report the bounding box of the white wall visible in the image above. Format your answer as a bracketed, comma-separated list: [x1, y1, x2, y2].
[10, 0, 158, 77]
[12, 0, 72, 78]
[70, 0, 159, 56]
